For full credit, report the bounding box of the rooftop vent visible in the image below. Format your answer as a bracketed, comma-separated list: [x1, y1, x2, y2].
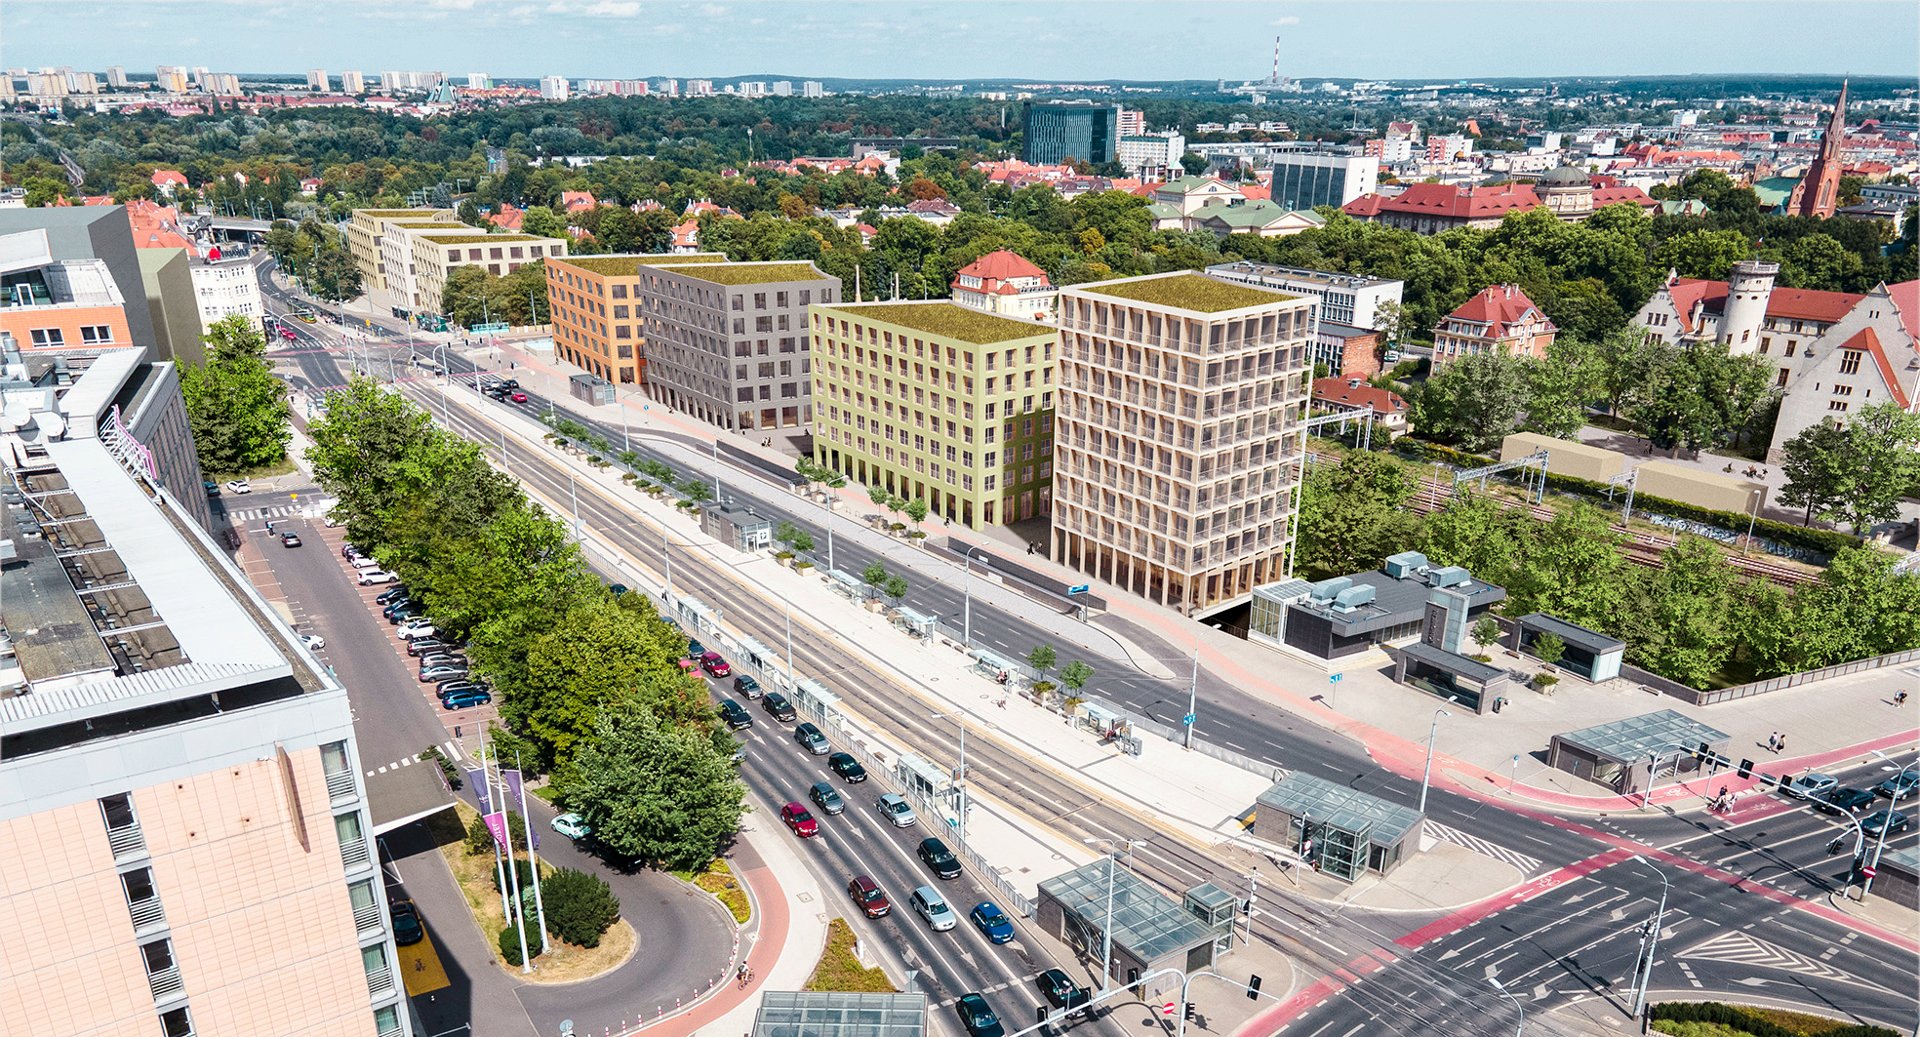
[1383, 551, 1428, 580]
[1427, 566, 1470, 588]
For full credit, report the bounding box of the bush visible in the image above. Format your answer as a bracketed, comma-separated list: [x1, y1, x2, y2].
[542, 867, 621, 947]
[490, 856, 538, 893]
[1648, 1001, 1897, 1037]
[498, 919, 541, 966]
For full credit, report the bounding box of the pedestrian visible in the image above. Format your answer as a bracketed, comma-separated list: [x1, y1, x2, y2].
[1766, 732, 1779, 753]
[1897, 690, 1909, 706]
[1776, 733, 1786, 753]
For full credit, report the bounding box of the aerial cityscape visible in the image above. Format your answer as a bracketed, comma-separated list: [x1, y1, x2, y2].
[2, 4, 1918, 1037]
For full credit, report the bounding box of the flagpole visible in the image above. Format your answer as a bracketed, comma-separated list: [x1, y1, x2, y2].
[515, 750, 551, 954]
[491, 731, 534, 972]
[482, 727, 511, 923]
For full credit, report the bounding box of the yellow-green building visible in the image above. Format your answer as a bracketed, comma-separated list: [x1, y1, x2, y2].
[811, 300, 1057, 529]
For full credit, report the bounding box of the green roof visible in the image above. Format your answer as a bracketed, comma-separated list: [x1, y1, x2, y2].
[360, 208, 450, 218]
[1196, 201, 1324, 229]
[1077, 273, 1297, 313]
[659, 262, 825, 285]
[419, 233, 550, 245]
[819, 301, 1054, 346]
[635, 252, 725, 266]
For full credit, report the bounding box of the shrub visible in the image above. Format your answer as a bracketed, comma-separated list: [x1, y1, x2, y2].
[543, 867, 621, 947]
[490, 856, 538, 893]
[1648, 1001, 1897, 1037]
[498, 919, 541, 966]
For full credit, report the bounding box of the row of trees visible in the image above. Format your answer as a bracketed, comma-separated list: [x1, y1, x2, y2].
[262, 217, 362, 303]
[1297, 452, 1920, 688]
[306, 379, 743, 869]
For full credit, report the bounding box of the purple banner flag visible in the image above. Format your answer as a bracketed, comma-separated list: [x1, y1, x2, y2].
[502, 769, 538, 850]
[483, 810, 510, 851]
[464, 769, 490, 812]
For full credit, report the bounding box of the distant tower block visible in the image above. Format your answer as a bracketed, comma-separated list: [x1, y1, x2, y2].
[1715, 258, 1779, 355]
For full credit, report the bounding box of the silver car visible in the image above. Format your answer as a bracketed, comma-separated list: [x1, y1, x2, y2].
[878, 793, 917, 828]
[1781, 772, 1838, 800]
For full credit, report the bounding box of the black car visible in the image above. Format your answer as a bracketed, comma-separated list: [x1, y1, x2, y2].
[763, 691, 796, 722]
[376, 586, 410, 605]
[918, 837, 961, 879]
[498, 378, 520, 391]
[1813, 787, 1877, 815]
[390, 899, 424, 946]
[406, 637, 451, 657]
[388, 607, 423, 626]
[1862, 809, 1911, 836]
[828, 752, 868, 783]
[1036, 969, 1090, 1014]
[733, 674, 762, 698]
[954, 994, 1005, 1037]
[718, 699, 753, 730]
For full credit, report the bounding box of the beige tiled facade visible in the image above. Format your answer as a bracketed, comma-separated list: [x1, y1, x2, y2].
[1052, 273, 1313, 615]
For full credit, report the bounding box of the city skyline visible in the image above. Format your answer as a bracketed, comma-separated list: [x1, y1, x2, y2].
[8, 0, 1918, 82]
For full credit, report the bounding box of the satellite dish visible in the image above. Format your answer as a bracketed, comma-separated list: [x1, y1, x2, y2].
[37, 412, 65, 438]
[0, 400, 28, 430]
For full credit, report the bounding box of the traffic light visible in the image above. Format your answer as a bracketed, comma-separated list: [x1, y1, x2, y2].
[1694, 741, 1711, 762]
[1184, 1003, 1196, 1022]
[1247, 975, 1263, 1000]
[1737, 758, 1754, 779]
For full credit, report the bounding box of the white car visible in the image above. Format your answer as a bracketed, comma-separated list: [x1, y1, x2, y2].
[357, 569, 398, 586]
[551, 813, 591, 841]
[877, 793, 917, 828]
[225, 479, 252, 494]
[300, 633, 326, 652]
[397, 618, 438, 640]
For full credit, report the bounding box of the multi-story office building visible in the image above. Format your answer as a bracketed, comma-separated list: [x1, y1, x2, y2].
[1116, 131, 1187, 176]
[1262, 149, 1380, 210]
[340, 69, 365, 94]
[1022, 101, 1119, 165]
[1205, 261, 1402, 330]
[546, 252, 725, 385]
[0, 432, 407, 1036]
[1053, 272, 1313, 615]
[405, 232, 567, 315]
[811, 300, 1057, 528]
[0, 206, 158, 353]
[343, 207, 459, 293]
[375, 219, 480, 305]
[189, 247, 264, 333]
[638, 261, 838, 430]
[0, 230, 134, 354]
[306, 69, 330, 91]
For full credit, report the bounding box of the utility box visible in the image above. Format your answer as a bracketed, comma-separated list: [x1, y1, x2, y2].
[568, 372, 615, 406]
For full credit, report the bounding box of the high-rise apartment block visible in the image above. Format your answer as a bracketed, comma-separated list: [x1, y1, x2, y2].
[0, 434, 408, 1037]
[1053, 272, 1313, 614]
[686, 79, 715, 97]
[802, 81, 825, 98]
[306, 69, 330, 91]
[545, 252, 724, 386]
[810, 301, 1057, 528]
[637, 261, 837, 430]
[466, 72, 491, 89]
[1022, 101, 1119, 165]
[539, 75, 570, 101]
[106, 65, 129, 89]
[772, 80, 794, 97]
[340, 69, 365, 94]
[154, 65, 189, 93]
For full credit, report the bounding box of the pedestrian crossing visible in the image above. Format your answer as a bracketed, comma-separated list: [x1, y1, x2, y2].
[228, 504, 306, 522]
[1423, 821, 1543, 875]
[366, 738, 464, 778]
[929, 966, 1044, 1009]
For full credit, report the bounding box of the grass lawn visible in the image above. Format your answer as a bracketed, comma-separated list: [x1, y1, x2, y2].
[211, 455, 299, 481]
[530, 785, 559, 804]
[435, 804, 636, 983]
[804, 918, 896, 993]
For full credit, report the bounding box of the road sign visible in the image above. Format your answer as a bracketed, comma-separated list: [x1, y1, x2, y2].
[1861, 865, 1878, 879]
[1329, 673, 1343, 684]
[1161, 1002, 1176, 1016]
[1182, 714, 1197, 726]
[1068, 584, 1089, 595]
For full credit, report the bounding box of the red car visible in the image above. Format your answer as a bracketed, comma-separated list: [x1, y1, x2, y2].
[780, 802, 819, 838]
[846, 874, 890, 918]
[701, 652, 732, 678]
[279, 327, 297, 341]
[509, 391, 528, 403]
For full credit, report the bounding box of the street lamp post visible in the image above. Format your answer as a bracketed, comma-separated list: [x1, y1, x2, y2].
[930, 712, 968, 846]
[1418, 708, 1451, 815]
[1489, 977, 1523, 1036]
[1627, 854, 1670, 1017]
[1183, 647, 1200, 750]
[1858, 748, 1910, 899]
[1082, 837, 1147, 995]
[961, 549, 984, 647]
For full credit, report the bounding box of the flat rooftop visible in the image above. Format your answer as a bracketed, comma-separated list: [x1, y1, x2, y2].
[1076, 272, 1297, 313]
[557, 253, 724, 277]
[1040, 858, 1218, 960]
[659, 261, 827, 286]
[753, 992, 927, 1037]
[1287, 567, 1505, 637]
[819, 301, 1054, 346]
[1208, 260, 1403, 290]
[1554, 709, 1730, 766]
[1258, 771, 1425, 838]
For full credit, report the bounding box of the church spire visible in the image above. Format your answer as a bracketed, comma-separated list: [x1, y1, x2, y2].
[1789, 81, 1849, 219]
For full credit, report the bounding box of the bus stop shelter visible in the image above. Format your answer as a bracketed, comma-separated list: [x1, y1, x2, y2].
[1547, 709, 1730, 796]
[827, 569, 869, 603]
[890, 606, 936, 643]
[1036, 858, 1219, 999]
[1255, 772, 1425, 881]
[753, 991, 927, 1037]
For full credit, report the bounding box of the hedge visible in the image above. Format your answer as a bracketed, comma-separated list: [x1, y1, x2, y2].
[1649, 1001, 1897, 1037]
[1388, 438, 1861, 558]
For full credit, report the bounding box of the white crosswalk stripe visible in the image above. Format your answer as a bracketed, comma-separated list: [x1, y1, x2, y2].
[1424, 821, 1543, 874]
[230, 505, 303, 522]
[364, 740, 467, 777]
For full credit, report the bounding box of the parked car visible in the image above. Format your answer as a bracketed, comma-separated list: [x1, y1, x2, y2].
[846, 874, 891, 918]
[1812, 787, 1877, 815]
[910, 886, 957, 931]
[384, 603, 420, 622]
[733, 674, 762, 699]
[718, 699, 753, 730]
[780, 802, 820, 838]
[417, 653, 466, 670]
[435, 680, 488, 700]
[1876, 767, 1920, 802]
[877, 793, 917, 828]
[1036, 969, 1090, 1014]
[299, 633, 326, 652]
[279, 531, 302, 548]
[809, 782, 845, 815]
[397, 618, 438, 640]
[441, 689, 492, 710]
[389, 899, 424, 946]
[794, 722, 830, 755]
[225, 479, 252, 494]
[351, 555, 384, 571]
[700, 652, 732, 678]
[406, 637, 452, 657]
[1862, 809, 1911, 836]
[358, 569, 398, 586]
[686, 639, 706, 658]
[376, 586, 410, 604]
[419, 664, 469, 683]
[829, 752, 868, 783]
[203, 480, 220, 498]
[919, 837, 961, 879]
[342, 542, 363, 559]
[970, 902, 1015, 944]
[1781, 772, 1838, 800]
[763, 692, 796, 722]
[954, 993, 1005, 1037]
[551, 813, 591, 841]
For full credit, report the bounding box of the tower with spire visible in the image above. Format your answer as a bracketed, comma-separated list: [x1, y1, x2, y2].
[1788, 81, 1848, 218]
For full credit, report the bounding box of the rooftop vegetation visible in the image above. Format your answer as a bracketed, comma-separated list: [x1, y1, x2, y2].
[1078, 273, 1296, 313]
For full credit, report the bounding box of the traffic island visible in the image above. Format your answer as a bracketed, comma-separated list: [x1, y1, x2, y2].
[435, 804, 639, 983]
[803, 918, 897, 993]
[684, 858, 752, 924]
[1647, 1001, 1900, 1037]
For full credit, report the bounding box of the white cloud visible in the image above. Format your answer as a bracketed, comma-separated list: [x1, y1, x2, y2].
[1271, 15, 1300, 27]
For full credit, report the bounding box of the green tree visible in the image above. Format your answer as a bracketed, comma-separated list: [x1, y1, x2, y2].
[522, 205, 567, 239]
[1470, 617, 1502, 653]
[1789, 547, 1920, 669]
[1524, 335, 1605, 439]
[505, 598, 695, 768]
[458, 198, 483, 226]
[564, 704, 743, 871]
[1408, 351, 1529, 452]
[179, 315, 291, 475]
[881, 573, 909, 604]
[1614, 535, 1741, 688]
[861, 560, 889, 591]
[1026, 644, 1057, 679]
[1503, 504, 1626, 630]
[1059, 660, 1094, 693]
[1831, 401, 1920, 534]
[1650, 228, 1753, 281]
[679, 477, 715, 505]
[1178, 153, 1207, 176]
[1777, 418, 1857, 526]
[1419, 490, 1531, 591]
[903, 499, 930, 524]
[540, 868, 621, 948]
[1295, 452, 1419, 580]
[1529, 632, 1567, 668]
[868, 485, 890, 509]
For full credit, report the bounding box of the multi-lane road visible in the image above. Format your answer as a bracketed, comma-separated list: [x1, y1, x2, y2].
[260, 274, 1918, 1035]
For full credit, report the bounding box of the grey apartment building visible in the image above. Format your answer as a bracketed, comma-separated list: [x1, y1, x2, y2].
[637, 261, 839, 431]
[1053, 272, 1314, 615]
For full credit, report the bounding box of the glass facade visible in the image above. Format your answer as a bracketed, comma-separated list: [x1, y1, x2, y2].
[1267, 157, 1359, 210]
[1022, 103, 1118, 165]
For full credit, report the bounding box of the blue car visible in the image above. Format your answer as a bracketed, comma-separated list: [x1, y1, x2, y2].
[970, 902, 1015, 944]
[687, 639, 706, 658]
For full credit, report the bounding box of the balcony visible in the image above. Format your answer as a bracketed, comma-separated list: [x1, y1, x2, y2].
[353, 900, 383, 935]
[128, 895, 166, 932]
[326, 769, 358, 802]
[148, 965, 185, 1002]
[107, 822, 148, 861]
[366, 962, 396, 999]
[340, 838, 371, 872]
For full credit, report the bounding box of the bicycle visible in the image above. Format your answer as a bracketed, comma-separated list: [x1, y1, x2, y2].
[737, 963, 753, 987]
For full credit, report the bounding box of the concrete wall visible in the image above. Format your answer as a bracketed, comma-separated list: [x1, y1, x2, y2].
[137, 247, 203, 364]
[1500, 432, 1627, 483]
[1634, 460, 1766, 515]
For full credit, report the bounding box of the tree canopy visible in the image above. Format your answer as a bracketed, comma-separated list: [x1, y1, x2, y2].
[178, 315, 290, 475]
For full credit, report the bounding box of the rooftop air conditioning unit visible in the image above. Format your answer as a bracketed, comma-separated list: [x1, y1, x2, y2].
[1383, 551, 1428, 580]
[1330, 584, 1376, 613]
[1309, 576, 1352, 601]
[1428, 566, 1470, 588]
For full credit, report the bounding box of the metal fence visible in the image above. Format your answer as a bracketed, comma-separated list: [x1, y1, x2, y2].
[1118, 707, 1288, 784]
[1633, 648, 1920, 706]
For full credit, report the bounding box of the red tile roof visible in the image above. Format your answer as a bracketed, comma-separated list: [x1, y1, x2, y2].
[488, 204, 525, 231]
[1240, 183, 1272, 202]
[1837, 327, 1910, 408]
[1888, 280, 1919, 341]
[1342, 194, 1387, 218]
[1592, 185, 1657, 208]
[150, 170, 188, 189]
[1312, 377, 1407, 415]
[559, 190, 596, 213]
[1379, 182, 1542, 219]
[1445, 284, 1554, 338]
[953, 250, 1049, 295]
[1663, 277, 1864, 328]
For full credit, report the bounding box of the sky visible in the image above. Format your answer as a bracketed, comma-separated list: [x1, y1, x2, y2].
[8, 0, 1919, 83]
